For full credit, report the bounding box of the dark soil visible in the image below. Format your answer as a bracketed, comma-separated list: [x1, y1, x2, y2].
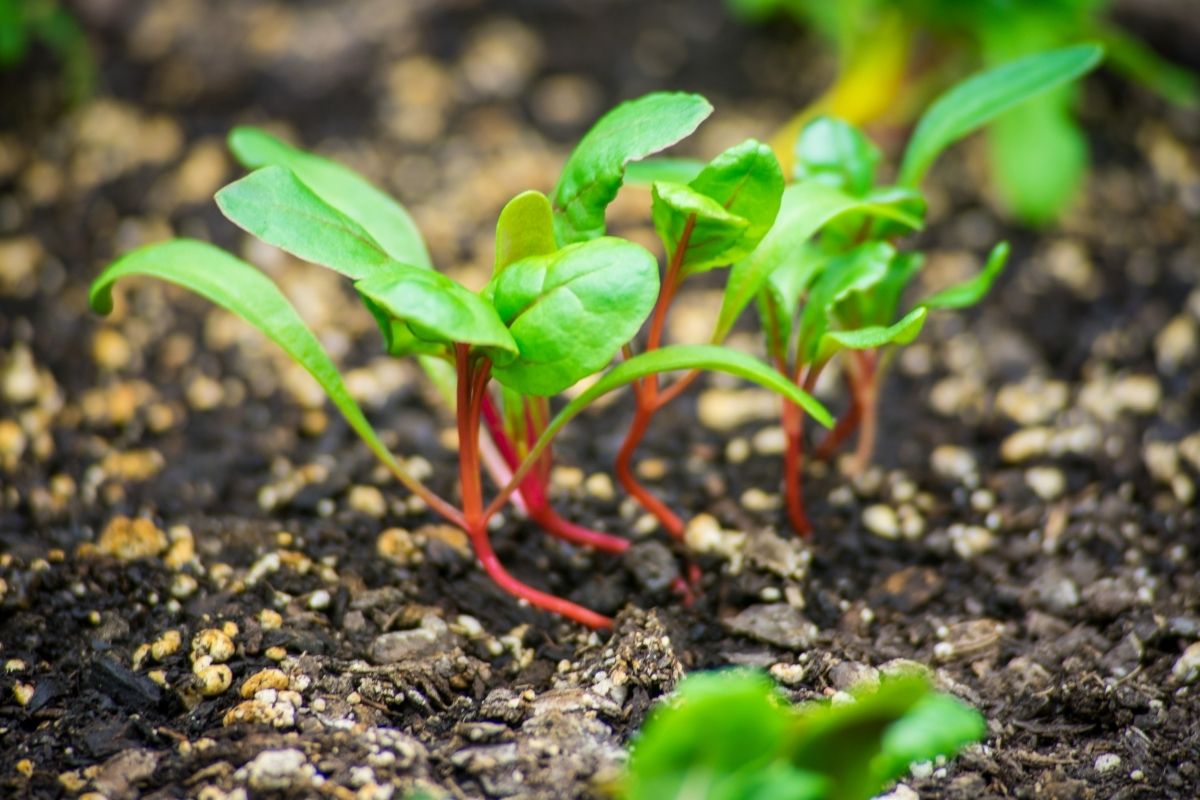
[2, 1, 1199, 798]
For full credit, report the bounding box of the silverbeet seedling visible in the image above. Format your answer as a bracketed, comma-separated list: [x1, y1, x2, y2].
[89, 96, 830, 629]
[624, 45, 1101, 536]
[622, 669, 985, 800]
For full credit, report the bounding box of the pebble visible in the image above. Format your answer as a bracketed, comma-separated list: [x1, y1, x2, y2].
[369, 615, 452, 663]
[724, 604, 818, 650]
[875, 783, 919, 800]
[697, 388, 778, 431]
[242, 749, 312, 792]
[930, 445, 977, 484]
[1025, 466, 1066, 500]
[635, 458, 667, 481]
[241, 668, 290, 699]
[2, 345, 39, 404]
[92, 328, 132, 370]
[768, 662, 807, 686]
[0, 419, 27, 465]
[348, 485, 387, 518]
[96, 516, 168, 561]
[862, 505, 900, 539]
[13, 682, 34, 706]
[995, 378, 1069, 425]
[949, 524, 995, 558]
[1155, 314, 1197, 372]
[683, 513, 745, 563]
[377, 527, 419, 565]
[150, 630, 182, 662]
[195, 664, 233, 696]
[1172, 642, 1200, 684]
[1143, 441, 1179, 483]
[308, 589, 332, 611]
[740, 488, 780, 512]
[259, 609, 283, 630]
[192, 629, 235, 663]
[725, 437, 750, 464]
[752, 426, 787, 456]
[584, 472, 615, 501]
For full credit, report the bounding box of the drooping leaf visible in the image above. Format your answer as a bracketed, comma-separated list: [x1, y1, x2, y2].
[624, 156, 706, 186]
[652, 140, 785, 275]
[987, 93, 1087, 225]
[816, 306, 928, 363]
[871, 692, 986, 790]
[489, 237, 659, 396]
[494, 190, 557, 276]
[757, 245, 826, 361]
[897, 43, 1104, 187]
[88, 240, 425, 495]
[796, 242, 894, 364]
[355, 269, 518, 364]
[921, 241, 1009, 310]
[228, 126, 431, 268]
[793, 115, 881, 196]
[715, 182, 922, 342]
[215, 165, 394, 280]
[552, 92, 713, 245]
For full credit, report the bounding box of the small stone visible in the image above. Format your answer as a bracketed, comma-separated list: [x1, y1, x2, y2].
[1000, 428, 1052, 463]
[15, 758, 33, 777]
[551, 465, 584, 491]
[1155, 315, 1197, 372]
[259, 609, 283, 630]
[623, 541, 680, 593]
[195, 664, 233, 696]
[683, 513, 744, 562]
[768, 662, 807, 686]
[635, 458, 667, 481]
[584, 472, 614, 501]
[862, 505, 900, 539]
[1112, 374, 1161, 415]
[377, 528, 418, 565]
[752, 426, 787, 456]
[192, 629, 235, 663]
[92, 328, 132, 370]
[13, 682, 34, 706]
[265, 646, 287, 662]
[1144, 441, 1180, 483]
[949, 524, 994, 558]
[170, 574, 198, 599]
[931, 445, 977, 483]
[1025, 466, 1066, 500]
[348, 485, 387, 518]
[96, 516, 167, 561]
[0, 419, 27, 464]
[185, 374, 224, 410]
[243, 749, 309, 792]
[724, 604, 818, 650]
[419, 524, 471, 558]
[307, 589, 331, 611]
[150, 630, 182, 662]
[1172, 641, 1200, 684]
[241, 668, 289, 699]
[2, 345, 39, 404]
[369, 615, 452, 663]
[740, 488, 780, 512]
[697, 388, 777, 431]
[725, 437, 750, 464]
[995, 378, 1069, 425]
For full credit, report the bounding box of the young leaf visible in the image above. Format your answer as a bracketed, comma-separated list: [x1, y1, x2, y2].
[871, 692, 986, 789]
[796, 242, 894, 364]
[624, 156, 706, 186]
[651, 181, 750, 271]
[552, 92, 713, 245]
[715, 182, 922, 342]
[494, 190, 556, 275]
[354, 269, 518, 363]
[920, 241, 1009, 310]
[897, 43, 1104, 187]
[757, 245, 826, 361]
[793, 115, 881, 195]
[215, 165, 394, 280]
[228, 126, 432, 269]
[816, 306, 928, 364]
[489, 237, 659, 396]
[88, 240, 424, 495]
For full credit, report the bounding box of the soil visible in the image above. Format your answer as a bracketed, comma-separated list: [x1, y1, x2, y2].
[2, 1, 1200, 799]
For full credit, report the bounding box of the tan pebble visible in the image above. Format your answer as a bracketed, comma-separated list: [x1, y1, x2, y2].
[632, 513, 659, 537]
[1000, 428, 1052, 463]
[100, 448, 164, 481]
[1143, 441, 1179, 483]
[0, 236, 43, 294]
[725, 437, 750, 464]
[96, 516, 167, 561]
[950, 524, 995, 558]
[1112, 375, 1161, 415]
[584, 472, 615, 501]
[1025, 466, 1066, 501]
[92, 328, 132, 370]
[223, 699, 273, 726]
[147, 670, 168, 687]
[13, 682, 34, 706]
[635, 458, 668, 481]
[170, 574, 198, 599]
[930, 445, 977, 483]
[185, 374, 224, 410]
[150, 629, 182, 661]
[740, 488, 780, 512]
[4, 658, 25, 673]
[192, 628, 235, 663]
[222, 621, 239, 637]
[163, 526, 195, 570]
[418, 524, 470, 558]
[0, 419, 27, 462]
[131, 643, 151, 670]
[265, 646, 287, 661]
[241, 668, 289, 699]
[195, 664, 232, 696]
[697, 388, 777, 431]
[1155, 315, 1197, 372]
[2, 345, 39, 404]
[347, 485, 388, 518]
[259, 609, 283, 630]
[862, 505, 899, 539]
[751, 426, 787, 456]
[994, 379, 1069, 425]
[57, 770, 87, 792]
[551, 465, 584, 491]
[15, 758, 33, 777]
[376, 527, 418, 566]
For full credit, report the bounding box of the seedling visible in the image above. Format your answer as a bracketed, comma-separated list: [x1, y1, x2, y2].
[628, 46, 1100, 536]
[0, 0, 92, 105]
[730, 0, 1191, 224]
[623, 669, 985, 800]
[89, 96, 829, 629]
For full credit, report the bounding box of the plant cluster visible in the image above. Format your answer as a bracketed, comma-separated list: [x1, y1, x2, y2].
[92, 46, 1098, 628]
[622, 669, 985, 800]
[0, 0, 92, 104]
[730, 0, 1196, 224]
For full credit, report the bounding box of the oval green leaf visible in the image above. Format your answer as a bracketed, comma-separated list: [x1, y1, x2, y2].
[921, 241, 1009, 310]
[793, 115, 881, 196]
[816, 306, 928, 363]
[494, 190, 557, 276]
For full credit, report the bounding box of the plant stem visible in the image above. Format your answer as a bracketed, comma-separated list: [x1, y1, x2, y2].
[781, 359, 825, 537]
[847, 350, 878, 477]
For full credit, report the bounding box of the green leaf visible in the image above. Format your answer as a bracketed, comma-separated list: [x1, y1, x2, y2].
[228, 126, 431, 269]
[796, 242, 894, 364]
[624, 156, 706, 186]
[898, 43, 1104, 187]
[355, 269, 518, 363]
[861, 251, 923, 327]
[88, 240, 424, 495]
[921, 241, 1009, 310]
[215, 166, 394, 280]
[1097, 24, 1199, 108]
[871, 693, 986, 789]
[816, 306, 927, 363]
[489, 237, 659, 396]
[757, 245, 826, 361]
[987, 93, 1087, 225]
[653, 140, 784, 275]
[793, 116, 881, 196]
[494, 190, 557, 276]
[715, 183, 922, 343]
[552, 92, 713, 245]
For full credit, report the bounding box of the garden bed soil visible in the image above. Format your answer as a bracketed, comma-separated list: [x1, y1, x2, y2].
[2, 1, 1199, 798]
